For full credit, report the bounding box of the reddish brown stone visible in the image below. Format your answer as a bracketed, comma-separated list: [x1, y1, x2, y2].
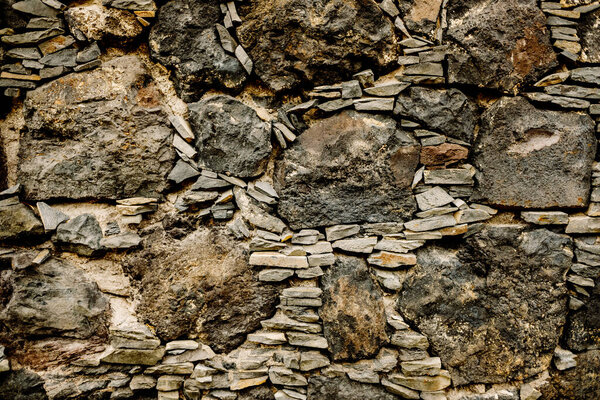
[420, 143, 469, 167]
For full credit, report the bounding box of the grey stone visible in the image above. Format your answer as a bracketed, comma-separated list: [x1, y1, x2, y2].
[39, 47, 77, 67]
[234, 45, 253, 75]
[188, 95, 271, 178]
[6, 47, 41, 60]
[27, 16, 63, 29]
[394, 87, 478, 143]
[398, 225, 572, 385]
[473, 96, 596, 208]
[215, 24, 237, 53]
[0, 197, 44, 241]
[168, 160, 200, 183]
[39, 65, 66, 79]
[130, 375, 156, 390]
[521, 211, 569, 225]
[100, 233, 142, 250]
[571, 67, 600, 85]
[149, 0, 246, 101]
[523, 92, 591, 109]
[235, 0, 398, 92]
[1, 27, 63, 46]
[404, 214, 457, 232]
[275, 111, 419, 229]
[103, 0, 156, 11]
[415, 186, 454, 211]
[554, 347, 577, 370]
[12, 0, 59, 17]
[363, 81, 409, 96]
[454, 208, 492, 224]
[101, 347, 165, 365]
[342, 80, 362, 99]
[307, 375, 398, 400]
[36, 201, 69, 231]
[19, 56, 175, 201]
[0, 79, 36, 89]
[353, 97, 395, 111]
[286, 333, 328, 349]
[318, 98, 353, 112]
[234, 187, 286, 233]
[0, 257, 109, 338]
[446, 0, 556, 92]
[55, 213, 104, 256]
[269, 366, 307, 386]
[320, 255, 388, 360]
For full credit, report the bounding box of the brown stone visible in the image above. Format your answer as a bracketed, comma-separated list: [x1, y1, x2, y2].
[420, 143, 469, 167]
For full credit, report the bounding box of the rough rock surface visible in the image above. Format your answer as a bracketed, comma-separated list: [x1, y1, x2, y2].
[18, 55, 175, 201]
[0, 257, 109, 339]
[565, 276, 600, 351]
[394, 87, 478, 143]
[546, 350, 600, 399]
[308, 375, 399, 400]
[0, 198, 44, 242]
[0, 369, 48, 400]
[446, 0, 557, 92]
[123, 222, 281, 352]
[64, 4, 143, 42]
[275, 111, 419, 229]
[398, 225, 572, 385]
[149, 0, 246, 101]
[398, 0, 443, 36]
[473, 97, 596, 208]
[580, 8, 600, 63]
[236, 0, 399, 92]
[188, 95, 272, 178]
[320, 255, 388, 361]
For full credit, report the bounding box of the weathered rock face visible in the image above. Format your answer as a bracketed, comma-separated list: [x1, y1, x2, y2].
[188, 95, 272, 178]
[275, 111, 419, 229]
[65, 4, 143, 42]
[565, 276, 600, 351]
[0, 369, 48, 400]
[236, 0, 398, 92]
[0, 257, 109, 339]
[18, 55, 176, 201]
[123, 223, 281, 352]
[398, 0, 443, 36]
[446, 0, 557, 92]
[320, 255, 388, 361]
[473, 97, 596, 208]
[0, 197, 44, 242]
[149, 0, 246, 102]
[398, 225, 572, 385]
[580, 8, 600, 63]
[308, 375, 399, 400]
[546, 350, 600, 400]
[394, 87, 478, 143]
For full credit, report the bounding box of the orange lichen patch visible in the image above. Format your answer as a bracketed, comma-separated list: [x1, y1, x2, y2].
[510, 24, 557, 80]
[369, 251, 417, 267]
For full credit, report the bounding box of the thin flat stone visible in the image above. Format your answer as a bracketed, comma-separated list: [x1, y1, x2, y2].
[368, 251, 417, 268]
[454, 208, 492, 224]
[287, 99, 319, 113]
[234, 45, 252, 75]
[423, 169, 473, 185]
[318, 98, 353, 112]
[215, 23, 237, 53]
[173, 134, 197, 158]
[248, 331, 286, 345]
[304, 241, 332, 255]
[249, 252, 309, 269]
[570, 67, 600, 85]
[374, 239, 425, 253]
[415, 186, 454, 211]
[325, 224, 359, 241]
[259, 268, 294, 282]
[332, 237, 378, 253]
[27, 17, 64, 29]
[521, 211, 569, 225]
[73, 59, 101, 72]
[12, 0, 59, 17]
[534, 71, 570, 87]
[296, 266, 324, 278]
[39, 66, 66, 79]
[353, 97, 395, 111]
[566, 216, 600, 233]
[286, 333, 328, 349]
[404, 214, 457, 232]
[391, 330, 429, 349]
[403, 62, 444, 76]
[2, 27, 63, 46]
[6, 47, 42, 60]
[38, 35, 75, 56]
[0, 79, 36, 89]
[364, 81, 410, 97]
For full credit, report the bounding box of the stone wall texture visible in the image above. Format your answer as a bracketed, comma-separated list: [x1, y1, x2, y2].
[0, 0, 599, 399]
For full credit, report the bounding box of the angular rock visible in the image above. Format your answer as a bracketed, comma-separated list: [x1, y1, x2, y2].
[394, 87, 478, 143]
[104, 0, 156, 11]
[398, 225, 572, 385]
[332, 237, 377, 254]
[149, 0, 246, 101]
[99, 233, 142, 250]
[420, 143, 469, 167]
[188, 95, 272, 178]
[0, 197, 44, 241]
[122, 224, 282, 352]
[415, 186, 454, 211]
[65, 4, 143, 42]
[275, 111, 419, 229]
[236, 0, 398, 92]
[404, 214, 456, 232]
[36, 201, 68, 231]
[473, 97, 595, 208]
[320, 255, 387, 360]
[54, 214, 104, 256]
[18, 56, 175, 200]
[307, 375, 398, 400]
[0, 369, 48, 400]
[0, 257, 109, 338]
[249, 252, 309, 269]
[286, 333, 328, 349]
[12, 0, 59, 17]
[233, 187, 286, 233]
[554, 347, 577, 371]
[446, 0, 557, 92]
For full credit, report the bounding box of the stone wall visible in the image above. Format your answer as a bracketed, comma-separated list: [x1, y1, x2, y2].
[0, 0, 599, 399]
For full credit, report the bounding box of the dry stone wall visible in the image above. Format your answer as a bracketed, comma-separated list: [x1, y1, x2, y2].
[0, 0, 600, 399]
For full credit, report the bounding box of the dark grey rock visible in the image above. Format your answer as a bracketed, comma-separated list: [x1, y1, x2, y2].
[0, 369, 48, 400]
[446, 0, 557, 92]
[308, 375, 399, 400]
[0, 197, 44, 242]
[398, 225, 572, 385]
[1, 27, 63, 46]
[122, 224, 282, 352]
[275, 110, 419, 229]
[149, 0, 246, 102]
[394, 87, 478, 143]
[6, 47, 41, 60]
[12, 0, 59, 17]
[36, 201, 69, 231]
[26, 17, 64, 30]
[167, 159, 200, 184]
[39, 65, 66, 79]
[19, 55, 175, 201]
[0, 257, 109, 338]
[188, 95, 272, 178]
[54, 214, 104, 256]
[0, 79, 36, 89]
[73, 59, 101, 72]
[320, 255, 388, 361]
[103, 0, 156, 11]
[472, 96, 596, 208]
[236, 0, 399, 92]
[76, 42, 101, 63]
[39, 47, 77, 67]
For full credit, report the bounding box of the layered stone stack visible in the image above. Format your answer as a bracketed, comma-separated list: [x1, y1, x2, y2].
[1, 0, 600, 399]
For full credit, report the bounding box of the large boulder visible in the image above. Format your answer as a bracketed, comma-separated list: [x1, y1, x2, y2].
[18, 55, 176, 201]
[0, 258, 110, 339]
[275, 111, 419, 229]
[320, 255, 388, 361]
[580, 8, 600, 63]
[149, 0, 247, 101]
[122, 223, 282, 352]
[394, 87, 478, 143]
[236, 0, 398, 92]
[397, 225, 572, 385]
[446, 0, 557, 92]
[472, 97, 596, 208]
[308, 375, 399, 400]
[188, 95, 272, 178]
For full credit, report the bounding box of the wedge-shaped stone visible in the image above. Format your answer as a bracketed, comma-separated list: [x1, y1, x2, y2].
[269, 366, 307, 386]
[566, 216, 600, 234]
[415, 186, 454, 211]
[401, 357, 442, 376]
[454, 208, 491, 224]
